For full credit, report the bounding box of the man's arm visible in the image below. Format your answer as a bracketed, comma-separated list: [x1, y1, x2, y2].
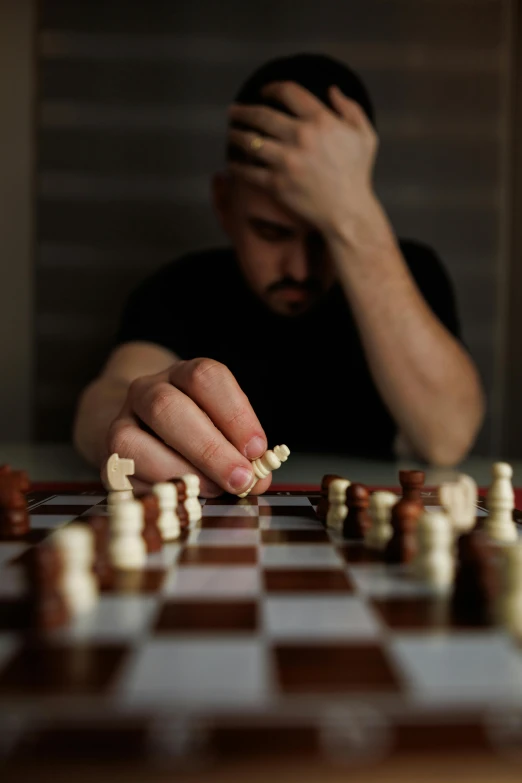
[325, 200, 485, 466]
[227, 81, 485, 465]
[73, 341, 178, 467]
[73, 342, 271, 497]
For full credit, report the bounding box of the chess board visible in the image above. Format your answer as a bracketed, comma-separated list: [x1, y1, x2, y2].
[2, 483, 522, 774]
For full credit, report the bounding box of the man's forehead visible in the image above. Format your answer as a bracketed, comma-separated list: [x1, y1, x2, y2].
[233, 182, 303, 227]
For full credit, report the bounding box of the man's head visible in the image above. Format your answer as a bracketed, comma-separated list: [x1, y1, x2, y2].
[212, 53, 375, 316]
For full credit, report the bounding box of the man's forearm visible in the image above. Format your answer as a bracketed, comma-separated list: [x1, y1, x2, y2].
[73, 377, 130, 468]
[325, 198, 485, 466]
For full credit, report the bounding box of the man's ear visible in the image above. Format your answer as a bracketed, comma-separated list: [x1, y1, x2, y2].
[212, 171, 234, 237]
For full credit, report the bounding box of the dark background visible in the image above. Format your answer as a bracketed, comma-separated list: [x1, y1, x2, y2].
[2, 0, 522, 456]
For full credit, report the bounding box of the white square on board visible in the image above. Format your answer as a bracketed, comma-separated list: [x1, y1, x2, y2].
[263, 596, 380, 640]
[164, 566, 260, 598]
[118, 637, 270, 708]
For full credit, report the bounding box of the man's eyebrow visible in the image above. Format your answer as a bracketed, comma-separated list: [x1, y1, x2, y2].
[247, 216, 296, 232]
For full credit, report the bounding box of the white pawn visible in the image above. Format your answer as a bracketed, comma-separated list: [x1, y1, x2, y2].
[153, 482, 180, 541]
[109, 500, 146, 569]
[53, 524, 98, 615]
[486, 462, 517, 543]
[415, 510, 454, 591]
[497, 542, 522, 637]
[181, 473, 202, 525]
[238, 444, 290, 497]
[365, 491, 397, 550]
[326, 478, 350, 532]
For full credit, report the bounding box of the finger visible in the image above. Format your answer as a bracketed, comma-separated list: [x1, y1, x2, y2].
[329, 86, 373, 132]
[228, 129, 284, 166]
[262, 81, 328, 120]
[107, 407, 222, 497]
[169, 360, 267, 460]
[249, 473, 273, 496]
[228, 161, 273, 189]
[129, 380, 257, 495]
[228, 104, 297, 142]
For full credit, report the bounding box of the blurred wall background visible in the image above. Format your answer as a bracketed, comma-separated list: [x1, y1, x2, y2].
[0, 0, 520, 456]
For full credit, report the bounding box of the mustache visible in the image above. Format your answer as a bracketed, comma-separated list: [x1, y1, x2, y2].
[267, 277, 321, 294]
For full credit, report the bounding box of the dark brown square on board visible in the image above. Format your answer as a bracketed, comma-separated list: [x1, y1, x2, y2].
[155, 600, 258, 633]
[263, 569, 353, 593]
[274, 643, 402, 693]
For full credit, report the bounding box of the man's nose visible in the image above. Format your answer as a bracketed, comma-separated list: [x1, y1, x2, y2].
[281, 245, 309, 282]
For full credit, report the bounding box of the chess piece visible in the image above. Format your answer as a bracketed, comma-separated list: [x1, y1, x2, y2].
[365, 491, 397, 550]
[326, 478, 350, 531]
[153, 483, 180, 542]
[181, 473, 202, 525]
[89, 514, 112, 587]
[439, 474, 478, 534]
[0, 466, 30, 538]
[24, 541, 69, 631]
[342, 483, 371, 540]
[102, 452, 135, 505]
[317, 474, 343, 523]
[415, 510, 454, 591]
[53, 525, 98, 615]
[496, 542, 522, 636]
[452, 529, 499, 625]
[399, 470, 425, 507]
[140, 494, 163, 553]
[384, 498, 421, 564]
[485, 462, 517, 543]
[109, 499, 147, 569]
[238, 444, 290, 497]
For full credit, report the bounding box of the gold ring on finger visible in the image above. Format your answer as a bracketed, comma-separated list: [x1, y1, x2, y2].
[250, 135, 264, 152]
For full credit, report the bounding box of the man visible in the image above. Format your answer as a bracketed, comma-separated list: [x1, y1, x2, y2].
[73, 53, 485, 497]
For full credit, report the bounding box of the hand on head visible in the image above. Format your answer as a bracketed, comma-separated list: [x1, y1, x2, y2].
[106, 359, 270, 497]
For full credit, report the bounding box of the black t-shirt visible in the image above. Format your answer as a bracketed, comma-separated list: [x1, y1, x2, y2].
[115, 242, 460, 458]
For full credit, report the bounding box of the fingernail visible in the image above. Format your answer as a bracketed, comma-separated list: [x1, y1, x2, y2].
[229, 466, 254, 492]
[245, 435, 266, 460]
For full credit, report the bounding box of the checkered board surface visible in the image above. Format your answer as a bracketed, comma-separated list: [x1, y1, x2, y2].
[2, 485, 522, 768]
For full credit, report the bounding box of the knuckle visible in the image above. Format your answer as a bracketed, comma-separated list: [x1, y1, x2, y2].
[148, 385, 178, 422]
[190, 358, 227, 390]
[226, 404, 250, 429]
[296, 124, 315, 148]
[199, 437, 223, 466]
[107, 421, 139, 461]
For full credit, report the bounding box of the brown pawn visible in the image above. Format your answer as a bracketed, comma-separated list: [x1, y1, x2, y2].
[0, 467, 30, 538]
[24, 541, 69, 631]
[140, 494, 163, 553]
[171, 478, 190, 531]
[342, 483, 371, 540]
[384, 498, 421, 564]
[451, 530, 499, 626]
[399, 470, 425, 508]
[88, 515, 112, 588]
[316, 474, 342, 524]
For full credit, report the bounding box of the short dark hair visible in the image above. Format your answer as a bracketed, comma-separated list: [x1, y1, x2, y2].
[227, 52, 375, 162]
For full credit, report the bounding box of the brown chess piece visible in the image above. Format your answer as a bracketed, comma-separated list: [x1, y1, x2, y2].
[452, 530, 499, 626]
[89, 515, 112, 588]
[316, 474, 342, 524]
[140, 494, 163, 552]
[399, 470, 425, 508]
[384, 498, 422, 564]
[171, 478, 190, 531]
[342, 483, 371, 540]
[0, 467, 30, 538]
[24, 541, 69, 631]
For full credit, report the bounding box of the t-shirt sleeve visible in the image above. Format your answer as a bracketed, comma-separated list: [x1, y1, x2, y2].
[114, 264, 189, 356]
[403, 241, 461, 340]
